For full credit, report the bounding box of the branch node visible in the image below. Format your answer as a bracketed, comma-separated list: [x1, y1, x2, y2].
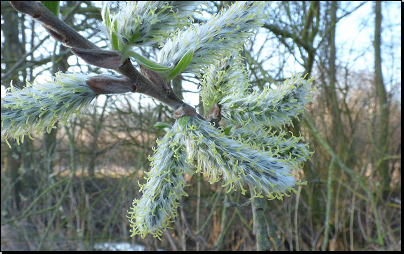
[173, 105, 197, 119]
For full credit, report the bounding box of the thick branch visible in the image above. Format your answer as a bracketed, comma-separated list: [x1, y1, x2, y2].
[118, 59, 199, 118]
[70, 48, 124, 69]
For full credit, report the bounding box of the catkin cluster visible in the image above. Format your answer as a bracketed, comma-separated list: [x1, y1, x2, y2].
[128, 72, 314, 238]
[2, 1, 315, 240]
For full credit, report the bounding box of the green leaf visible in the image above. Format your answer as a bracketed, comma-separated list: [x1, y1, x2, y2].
[154, 122, 171, 129]
[42, 1, 60, 17]
[178, 116, 190, 128]
[111, 19, 119, 50]
[224, 126, 233, 136]
[101, 2, 111, 28]
[165, 49, 194, 82]
[128, 52, 172, 71]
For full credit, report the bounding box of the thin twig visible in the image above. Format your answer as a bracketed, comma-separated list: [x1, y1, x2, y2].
[2, 35, 49, 82]
[322, 158, 335, 251]
[164, 230, 178, 251]
[179, 202, 209, 250]
[294, 185, 301, 251]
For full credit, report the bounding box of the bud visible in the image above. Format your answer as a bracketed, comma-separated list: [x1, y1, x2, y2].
[86, 75, 134, 94]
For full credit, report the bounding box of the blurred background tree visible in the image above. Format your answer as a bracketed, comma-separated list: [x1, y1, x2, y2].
[1, 1, 401, 251]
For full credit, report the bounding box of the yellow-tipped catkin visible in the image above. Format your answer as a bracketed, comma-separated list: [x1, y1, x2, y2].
[1, 72, 98, 144]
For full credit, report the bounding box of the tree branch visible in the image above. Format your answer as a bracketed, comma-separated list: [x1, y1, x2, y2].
[263, 23, 314, 53]
[9, 1, 199, 118]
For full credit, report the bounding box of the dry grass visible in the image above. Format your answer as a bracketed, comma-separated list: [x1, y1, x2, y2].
[1, 160, 401, 250]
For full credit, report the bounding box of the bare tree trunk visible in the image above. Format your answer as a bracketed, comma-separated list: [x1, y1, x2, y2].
[319, 3, 339, 247]
[2, 2, 28, 211]
[42, 1, 77, 176]
[374, 1, 390, 195]
[329, 1, 343, 152]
